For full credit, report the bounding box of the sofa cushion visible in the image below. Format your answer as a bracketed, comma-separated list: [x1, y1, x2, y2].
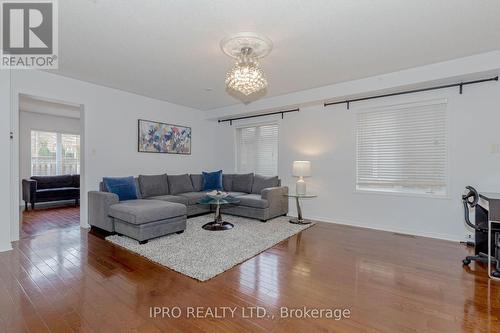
[103, 176, 138, 201]
[109, 199, 186, 224]
[36, 187, 79, 199]
[31, 175, 74, 189]
[72, 175, 80, 188]
[147, 195, 188, 205]
[227, 191, 247, 197]
[138, 174, 168, 198]
[251, 175, 279, 194]
[237, 194, 269, 209]
[190, 174, 203, 192]
[232, 173, 254, 193]
[222, 174, 234, 192]
[168, 174, 194, 194]
[202, 170, 223, 191]
[179, 192, 208, 205]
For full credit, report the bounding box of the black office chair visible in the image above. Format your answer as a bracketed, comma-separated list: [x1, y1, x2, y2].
[462, 186, 500, 277]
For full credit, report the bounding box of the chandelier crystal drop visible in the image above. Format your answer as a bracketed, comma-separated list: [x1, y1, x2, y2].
[225, 47, 268, 96]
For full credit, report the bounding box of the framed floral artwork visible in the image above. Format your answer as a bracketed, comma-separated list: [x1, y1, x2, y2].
[138, 119, 191, 154]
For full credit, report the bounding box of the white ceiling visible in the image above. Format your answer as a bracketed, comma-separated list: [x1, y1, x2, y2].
[54, 0, 500, 110]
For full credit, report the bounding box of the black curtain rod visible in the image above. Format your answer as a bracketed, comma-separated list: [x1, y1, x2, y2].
[218, 108, 300, 125]
[324, 76, 499, 110]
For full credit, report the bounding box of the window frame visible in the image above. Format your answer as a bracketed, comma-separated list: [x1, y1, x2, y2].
[353, 98, 450, 199]
[30, 128, 81, 177]
[234, 121, 280, 176]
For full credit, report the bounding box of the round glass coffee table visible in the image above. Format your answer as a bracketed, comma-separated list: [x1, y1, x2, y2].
[197, 196, 240, 231]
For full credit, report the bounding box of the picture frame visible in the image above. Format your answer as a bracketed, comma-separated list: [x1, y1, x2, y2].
[137, 119, 191, 155]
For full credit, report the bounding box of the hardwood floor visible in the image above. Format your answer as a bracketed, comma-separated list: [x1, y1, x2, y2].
[3, 208, 500, 332]
[21, 206, 80, 238]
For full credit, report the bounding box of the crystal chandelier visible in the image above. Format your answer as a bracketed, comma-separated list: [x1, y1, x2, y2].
[221, 33, 273, 99]
[225, 47, 267, 96]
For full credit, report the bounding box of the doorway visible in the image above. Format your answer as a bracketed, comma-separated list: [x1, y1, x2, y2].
[17, 95, 83, 238]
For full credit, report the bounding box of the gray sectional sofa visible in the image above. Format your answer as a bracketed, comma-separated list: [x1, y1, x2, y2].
[88, 173, 288, 243]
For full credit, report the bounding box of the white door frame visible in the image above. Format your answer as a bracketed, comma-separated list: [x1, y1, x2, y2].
[11, 92, 86, 241]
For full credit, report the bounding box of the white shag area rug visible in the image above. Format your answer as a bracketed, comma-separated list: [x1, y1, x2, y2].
[106, 214, 313, 281]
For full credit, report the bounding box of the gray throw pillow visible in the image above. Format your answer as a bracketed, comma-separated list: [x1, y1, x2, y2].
[251, 174, 279, 194]
[190, 174, 203, 192]
[222, 174, 234, 192]
[232, 173, 254, 193]
[138, 174, 168, 198]
[168, 174, 194, 194]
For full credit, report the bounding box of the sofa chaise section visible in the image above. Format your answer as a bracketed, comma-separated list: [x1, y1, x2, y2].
[89, 176, 188, 243]
[109, 199, 186, 244]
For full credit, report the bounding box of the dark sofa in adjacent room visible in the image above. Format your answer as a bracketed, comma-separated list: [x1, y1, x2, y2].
[22, 174, 80, 210]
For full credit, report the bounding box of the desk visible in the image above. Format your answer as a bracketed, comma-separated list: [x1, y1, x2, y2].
[478, 192, 500, 280]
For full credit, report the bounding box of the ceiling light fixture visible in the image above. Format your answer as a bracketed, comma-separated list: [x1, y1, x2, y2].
[221, 33, 272, 97]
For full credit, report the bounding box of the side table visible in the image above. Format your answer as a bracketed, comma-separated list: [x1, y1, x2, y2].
[283, 193, 317, 225]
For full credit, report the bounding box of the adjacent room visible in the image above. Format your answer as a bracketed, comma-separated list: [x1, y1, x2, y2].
[1, 1, 500, 332]
[19, 95, 81, 238]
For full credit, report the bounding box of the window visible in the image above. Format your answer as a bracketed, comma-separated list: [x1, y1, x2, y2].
[31, 130, 80, 176]
[236, 123, 279, 176]
[356, 100, 448, 196]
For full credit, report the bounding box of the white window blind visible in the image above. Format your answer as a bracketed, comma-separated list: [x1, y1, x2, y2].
[31, 130, 80, 176]
[236, 124, 279, 176]
[356, 101, 448, 196]
[61, 133, 80, 175]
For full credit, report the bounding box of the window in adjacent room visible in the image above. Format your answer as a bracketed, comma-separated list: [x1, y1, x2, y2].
[355, 99, 448, 196]
[31, 130, 80, 176]
[236, 123, 279, 176]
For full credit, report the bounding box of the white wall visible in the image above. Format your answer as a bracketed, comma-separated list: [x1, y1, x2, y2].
[1, 51, 499, 252]
[0, 70, 13, 251]
[19, 111, 81, 202]
[7, 70, 218, 244]
[210, 51, 500, 241]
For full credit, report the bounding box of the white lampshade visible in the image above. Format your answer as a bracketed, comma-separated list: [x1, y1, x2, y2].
[292, 161, 311, 177]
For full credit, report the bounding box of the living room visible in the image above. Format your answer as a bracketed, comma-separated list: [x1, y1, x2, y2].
[1, 1, 500, 332]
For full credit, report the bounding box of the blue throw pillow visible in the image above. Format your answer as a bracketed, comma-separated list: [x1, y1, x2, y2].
[202, 170, 223, 191]
[103, 176, 138, 201]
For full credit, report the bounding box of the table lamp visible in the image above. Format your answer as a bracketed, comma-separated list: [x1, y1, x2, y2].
[292, 161, 311, 195]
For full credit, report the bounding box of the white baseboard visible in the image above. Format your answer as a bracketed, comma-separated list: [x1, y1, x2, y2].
[287, 213, 461, 242]
[20, 200, 79, 211]
[0, 242, 13, 253]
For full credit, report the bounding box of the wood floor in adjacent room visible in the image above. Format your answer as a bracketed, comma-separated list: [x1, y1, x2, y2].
[21, 205, 80, 238]
[3, 208, 499, 332]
